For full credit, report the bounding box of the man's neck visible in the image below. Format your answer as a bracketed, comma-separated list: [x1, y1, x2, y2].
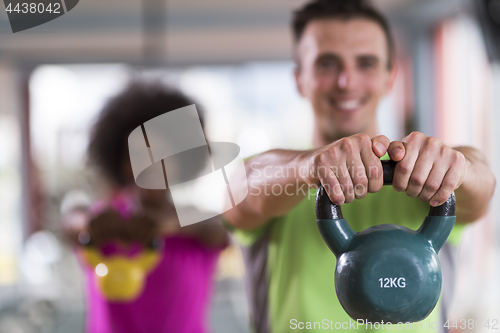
[312, 122, 379, 148]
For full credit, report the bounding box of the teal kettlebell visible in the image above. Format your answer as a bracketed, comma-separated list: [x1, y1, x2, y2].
[316, 160, 456, 323]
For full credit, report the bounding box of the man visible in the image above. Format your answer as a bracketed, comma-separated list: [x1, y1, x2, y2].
[223, 1, 496, 332]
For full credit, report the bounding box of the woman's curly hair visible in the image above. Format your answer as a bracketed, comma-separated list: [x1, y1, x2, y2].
[87, 80, 204, 187]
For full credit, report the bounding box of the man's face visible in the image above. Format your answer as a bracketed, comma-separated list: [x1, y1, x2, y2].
[294, 18, 396, 141]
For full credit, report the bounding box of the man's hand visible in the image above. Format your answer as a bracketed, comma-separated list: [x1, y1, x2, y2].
[224, 133, 391, 230]
[224, 131, 494, 230]
[387, 132, 469, 207]
[299, 133, 391, 205]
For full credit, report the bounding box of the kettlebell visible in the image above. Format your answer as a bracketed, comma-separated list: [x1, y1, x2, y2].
[80, 245, 161, 302]
[316, 160, 456, 323]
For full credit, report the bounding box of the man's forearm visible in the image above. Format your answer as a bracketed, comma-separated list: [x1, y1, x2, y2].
[454, 146, 496, 223]
[224, 149, 312, 230]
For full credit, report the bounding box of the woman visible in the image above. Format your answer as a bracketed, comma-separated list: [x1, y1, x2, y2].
[64, 81, 228, 333]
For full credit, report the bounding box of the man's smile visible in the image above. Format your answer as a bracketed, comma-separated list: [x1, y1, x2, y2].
[327, 96, 369, 113]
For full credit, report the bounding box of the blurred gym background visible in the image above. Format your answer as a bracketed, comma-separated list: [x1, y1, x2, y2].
[0, 0, 499, 332]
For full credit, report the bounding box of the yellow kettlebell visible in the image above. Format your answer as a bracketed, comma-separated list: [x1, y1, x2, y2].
[80, 247, 161, 302]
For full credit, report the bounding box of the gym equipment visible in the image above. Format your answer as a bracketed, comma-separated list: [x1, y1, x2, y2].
[316, 160, 456, 323]
[80, 245, 161, 302]
[79, 197, 163, 302]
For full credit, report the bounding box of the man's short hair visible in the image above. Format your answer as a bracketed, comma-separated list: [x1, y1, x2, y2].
[292, 0, 395, 69]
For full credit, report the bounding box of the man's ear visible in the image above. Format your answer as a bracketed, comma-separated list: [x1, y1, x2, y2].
[294, 65, 305, 97]
[386, 62, 399, 93]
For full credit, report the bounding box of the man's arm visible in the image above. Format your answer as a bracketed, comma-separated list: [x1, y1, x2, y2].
[223, 134, 391, 230]
[450, 146, 495, 223]
[388, 132, 496, 224]
[223, 150, 311, 230]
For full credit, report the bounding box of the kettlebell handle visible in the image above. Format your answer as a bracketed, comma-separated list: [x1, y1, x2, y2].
[316, 159, 456, 220]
